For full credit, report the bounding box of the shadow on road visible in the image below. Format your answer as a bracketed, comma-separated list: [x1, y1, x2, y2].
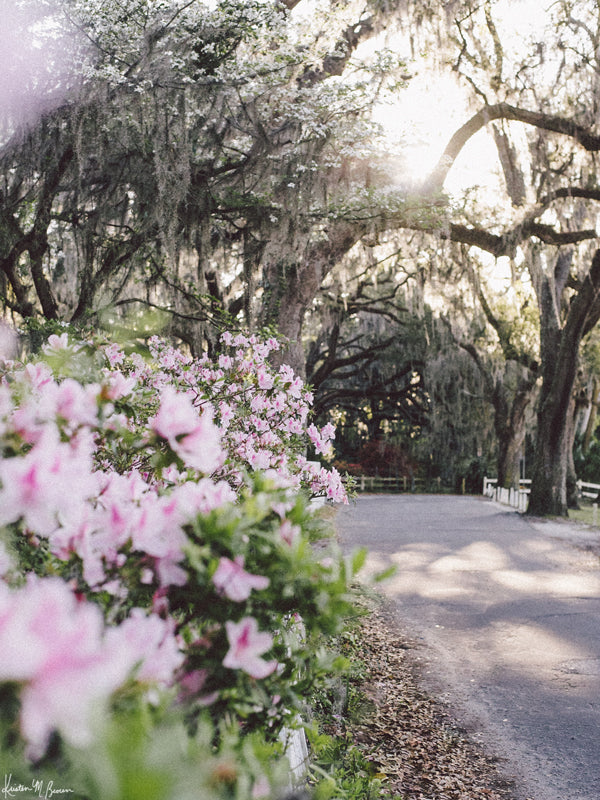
[335, 495, 600, 800]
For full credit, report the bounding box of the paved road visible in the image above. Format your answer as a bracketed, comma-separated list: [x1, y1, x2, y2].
[335, 495, 600, 800]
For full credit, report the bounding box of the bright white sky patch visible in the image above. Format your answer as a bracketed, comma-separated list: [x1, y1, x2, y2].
[367, 0, 548, 193]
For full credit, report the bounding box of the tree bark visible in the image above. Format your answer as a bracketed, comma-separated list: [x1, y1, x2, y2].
[261, 221, 363, 376]
[582, 377, 600, 453]
[495, 374, 536, 489]
[425, 102, 600, 194]
[528, 248, 600, 516]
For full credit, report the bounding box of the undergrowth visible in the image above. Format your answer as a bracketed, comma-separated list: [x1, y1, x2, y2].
[304, 596, 403, 800]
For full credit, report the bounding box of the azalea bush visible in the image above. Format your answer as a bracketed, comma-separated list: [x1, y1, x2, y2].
[0, 327, 360, 799]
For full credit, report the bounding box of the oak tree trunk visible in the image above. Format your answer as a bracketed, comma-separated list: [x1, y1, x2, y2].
[495, 374, 537, 490]
[528, 249, 600, 516]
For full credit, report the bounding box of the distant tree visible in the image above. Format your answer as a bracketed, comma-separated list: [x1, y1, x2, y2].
[0, 0, 412, 370]
[307, 255, 426, 411]
[408, 0, 600, 515]
[440, 250, 540, 490]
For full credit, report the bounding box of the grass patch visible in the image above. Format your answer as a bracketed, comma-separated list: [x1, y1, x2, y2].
[568, 502, 600, 527]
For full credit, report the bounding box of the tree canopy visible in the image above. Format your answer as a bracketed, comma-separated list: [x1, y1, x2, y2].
[4, 0, 600, 514]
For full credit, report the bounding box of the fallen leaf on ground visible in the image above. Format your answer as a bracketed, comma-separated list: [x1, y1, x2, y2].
[349, 597, 519, 800]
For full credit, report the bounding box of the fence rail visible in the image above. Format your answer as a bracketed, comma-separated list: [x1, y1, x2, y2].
[577, 479, 600, 499]
[483, 477, 530, 511]
[354, 475, 443, 493]
[483, 476, 600, 512]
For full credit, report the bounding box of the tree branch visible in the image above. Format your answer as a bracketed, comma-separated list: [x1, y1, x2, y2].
[423, 102, 600, 193]
[299, 15, 376, 86]
[447, 221, 597, 258]
[310, 333, 399, 388]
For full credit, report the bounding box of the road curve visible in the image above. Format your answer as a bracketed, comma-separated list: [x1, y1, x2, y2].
[335, 494, 600, 800]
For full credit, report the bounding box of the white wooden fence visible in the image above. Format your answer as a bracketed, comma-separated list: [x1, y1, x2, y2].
[483, 476, 600, 516]
[355, 475, 433, 493]
[576, 479, 600, 499]
[483, 477, 531, 512]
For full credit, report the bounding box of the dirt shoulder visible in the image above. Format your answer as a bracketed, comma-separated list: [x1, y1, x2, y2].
[352, 597, 522, 800]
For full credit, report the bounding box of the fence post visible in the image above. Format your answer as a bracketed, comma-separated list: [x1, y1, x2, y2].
[594, 503, 598, 527]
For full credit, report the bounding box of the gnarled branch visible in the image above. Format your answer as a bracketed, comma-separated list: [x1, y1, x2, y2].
[424, 102, 600, 193]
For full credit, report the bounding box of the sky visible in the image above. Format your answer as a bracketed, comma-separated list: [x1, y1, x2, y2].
[372, 71, 501, 194]
[368, 0, 545, 192]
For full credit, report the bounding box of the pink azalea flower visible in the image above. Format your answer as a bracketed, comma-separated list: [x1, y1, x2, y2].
[279, 520, 300, 547]
[106, 609, 184, 684]
[103, 370, 136, 399]
[103, 343, 125, 366]
[249, 448, 272, 470]
[0, 578, 185, 757]
[222, 617, 278, 679]
[256, 367, 274, 391]
[0, 577, 126, 755]
[53, 378, 99, 428]
[171, 478, 236, 516]
[9, 400, 45, 444]
[321, 422, 336, 440]
[307, 423, 334, 456]
[250, 394, 268, 413]
[20, 362, 47, 389]
[218, 354, 233, 369]
[320, 466, 348, 504]
[278, 366, 303, 398]
[219, 401, 234, 428]
[131, 494, 189, 586]
[150, 386, 224, 473]
[0, 428, 97, 536]
[20, 650, 122, 758]
[42, 332, 71, 352]
[212, 556, 269, 602]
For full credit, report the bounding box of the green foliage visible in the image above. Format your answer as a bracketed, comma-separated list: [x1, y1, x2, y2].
[0, 703, 288, 800]
[574, 432, 600, 486]
[303, 611, 399, 800]
[306, 726, 387, 800]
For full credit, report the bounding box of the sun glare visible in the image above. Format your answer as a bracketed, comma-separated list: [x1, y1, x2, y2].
[368, 0, 544, 192]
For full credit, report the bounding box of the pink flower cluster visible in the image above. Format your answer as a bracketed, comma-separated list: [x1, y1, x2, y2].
[149, 385, 224, 473]
[0, 365, 236, 594]
[143, 333, 347, 502]
[0, 328, 347, 758]
[0, 576, 183, 757]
